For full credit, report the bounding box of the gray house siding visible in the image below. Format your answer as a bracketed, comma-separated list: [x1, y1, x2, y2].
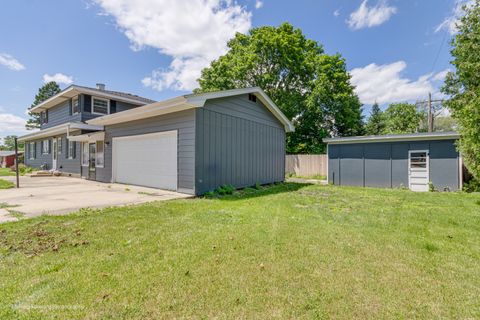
[195, 95, 286, 195]
[328, 139, 459, 191]
[41, 100, 81, 129]
[96, 110, 195, 191]
[24, 135, 81, 174]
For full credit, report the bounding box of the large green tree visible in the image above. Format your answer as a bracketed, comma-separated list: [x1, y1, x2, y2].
[383, 103, 423, 134]
[365, 102, 386, 135]
[196, 23, 363, 153]
[0, 135, 23, 150]
[26, 81, 61, 130]
[442, 0, 480, 179]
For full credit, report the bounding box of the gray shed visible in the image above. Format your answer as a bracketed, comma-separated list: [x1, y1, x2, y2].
[324, 132, 462, 192]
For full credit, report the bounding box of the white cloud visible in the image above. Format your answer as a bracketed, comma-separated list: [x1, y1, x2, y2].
[350, 61, 440, 104]
[0, 113, 29, 138]
[0, 53, 25, 71]
[347, 0, 397, 30]
[435, 0, 474, 35]
[432, 69, 450, 82]
[255, 0, 263, 9]
[43, 73, 74, 85]
[93, 0, 252, 91]
[333, 9, 341, 17]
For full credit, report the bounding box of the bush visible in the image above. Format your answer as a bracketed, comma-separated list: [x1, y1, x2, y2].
[463, 177, 480, 193]
[10, 164, 34, 175]
[203, 185, 236, 197]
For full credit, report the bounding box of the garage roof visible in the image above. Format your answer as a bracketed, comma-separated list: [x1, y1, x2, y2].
[323, 132, 460, 144]
[87, 87, 295, 132]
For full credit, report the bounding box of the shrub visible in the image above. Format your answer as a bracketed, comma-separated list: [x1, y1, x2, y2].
[463, 177, 480, 193]
[10, 164, 33, 175]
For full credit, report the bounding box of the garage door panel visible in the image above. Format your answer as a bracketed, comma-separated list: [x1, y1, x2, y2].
[113, 131, 178, 190]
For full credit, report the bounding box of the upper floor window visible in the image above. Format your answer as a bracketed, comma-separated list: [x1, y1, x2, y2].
[72, 97, 79, 114]
[40, 110, 48, 124]
[92, 97, 109, 115]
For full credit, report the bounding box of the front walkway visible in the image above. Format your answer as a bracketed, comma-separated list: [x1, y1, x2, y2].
[0, 176, 191, 223]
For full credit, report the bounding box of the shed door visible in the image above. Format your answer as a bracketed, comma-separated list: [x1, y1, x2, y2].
[112, 131, 178, 190]
[408, 150, 429, 192]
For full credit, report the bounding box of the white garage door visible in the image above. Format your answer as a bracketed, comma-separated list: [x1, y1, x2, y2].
[112, 131, 178, 190]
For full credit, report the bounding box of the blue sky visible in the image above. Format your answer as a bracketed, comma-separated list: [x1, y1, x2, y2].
[0, 0, 466, 140]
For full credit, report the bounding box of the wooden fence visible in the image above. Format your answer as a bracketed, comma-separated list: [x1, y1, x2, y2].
[285, 154, 327, 177]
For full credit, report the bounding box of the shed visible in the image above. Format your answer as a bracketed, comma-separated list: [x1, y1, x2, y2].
[324, 132, 462, 192]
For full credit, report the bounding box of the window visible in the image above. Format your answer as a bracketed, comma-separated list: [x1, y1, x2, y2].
[57, 137, 62, 154]
[96, 141, 104, 168]
[72, 97, 79, 114]
[82, 143, 89, 166]
[67, 139, 75, 159]
[40, 111, 48, 124]
[29, 142, 35, 160]
[410, 151, 428, 169]
[42, 139, 50, 154]
[248, 93, 257, 103]
[92, 97, 109, 115]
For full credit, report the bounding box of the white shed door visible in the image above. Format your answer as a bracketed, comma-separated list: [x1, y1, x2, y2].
[112, 131, 178, 190]
[408, 150, 429, 192]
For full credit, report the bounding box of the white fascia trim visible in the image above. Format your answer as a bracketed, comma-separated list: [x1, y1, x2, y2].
[18, 122, 104, 142]
[185, 87, 295, 132]
[324, 133, 460, 145]
[87, 97, 193, 126]
[29, 85, 148, 113]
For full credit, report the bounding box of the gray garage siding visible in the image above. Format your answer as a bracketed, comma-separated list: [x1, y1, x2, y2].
[24, 135, 81, 174]
[96, 109, 195, 191]
[328, 139, 459, 191]
[195, 95, 286, 194]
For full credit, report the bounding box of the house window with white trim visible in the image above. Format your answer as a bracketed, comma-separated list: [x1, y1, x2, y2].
[92, 97, 109, 115]
[42, 139, 50, 154]
[72, 97, 79, 114]
[29, 142, 35, 159]
[82, 143, 89, 166]
[67, 139, 75, 159]
[96, 141, 104, 168]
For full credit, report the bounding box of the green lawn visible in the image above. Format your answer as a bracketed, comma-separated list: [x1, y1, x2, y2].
[0, 168, 15, 176]
[0, 179, 14, 189]
[1, 184, 479, 319]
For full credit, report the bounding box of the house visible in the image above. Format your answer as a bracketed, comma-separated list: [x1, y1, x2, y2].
[0, 150, 23, 168]
[18, 84, 294, 195]
[324, 132, 462, 192]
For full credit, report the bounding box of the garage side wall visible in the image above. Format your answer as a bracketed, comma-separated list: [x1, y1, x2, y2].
[328, 139, 459, 191]
[98, 109, 195, 192]
[195, 95, 286, 195]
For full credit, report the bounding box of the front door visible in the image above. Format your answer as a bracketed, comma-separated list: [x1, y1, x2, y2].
[52, 138, 58, 170]
[89, 143, 96, 180]
[409, 150, 429, 192]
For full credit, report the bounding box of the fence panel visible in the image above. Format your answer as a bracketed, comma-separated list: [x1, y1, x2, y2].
[285, 154, 327, 177]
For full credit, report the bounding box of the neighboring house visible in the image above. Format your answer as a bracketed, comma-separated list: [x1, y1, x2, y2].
[0, 151, 23, 168]
[19, 85, 294, 195]
[324, 132, 462, 192]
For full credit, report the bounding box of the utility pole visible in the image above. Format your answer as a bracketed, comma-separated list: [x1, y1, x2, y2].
[428, 93, 433, 132]
[14, 137, 20, 188]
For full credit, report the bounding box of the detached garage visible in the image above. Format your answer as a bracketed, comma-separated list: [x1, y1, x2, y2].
[81, 87, 294, 195]
[324, 132, 462, 192]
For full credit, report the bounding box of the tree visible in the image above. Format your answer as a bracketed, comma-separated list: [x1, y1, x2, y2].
[365, 102, 386, 135]
[26, 81, 61, 130]
[196, 23, 363, 153]
[0, 135, 23, 150]
[434, 116, 457, 132]
[442, 0, 480, 179]
[383, 103, 423, 134]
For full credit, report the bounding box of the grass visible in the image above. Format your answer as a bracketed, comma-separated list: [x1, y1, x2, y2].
[292, 174, 327, 180]
[0, 183, 479, 319]
[0, 168, 16, 177]
[0, 179, 14, 189]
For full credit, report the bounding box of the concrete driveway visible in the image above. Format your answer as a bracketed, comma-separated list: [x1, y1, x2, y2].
[0, 176, 191, 223]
